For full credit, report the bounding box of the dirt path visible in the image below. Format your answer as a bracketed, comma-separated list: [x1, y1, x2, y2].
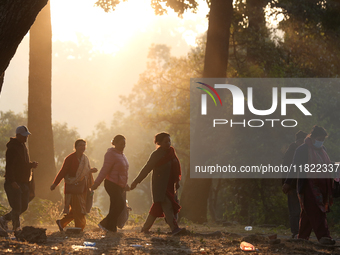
[1, 224, 340, 254]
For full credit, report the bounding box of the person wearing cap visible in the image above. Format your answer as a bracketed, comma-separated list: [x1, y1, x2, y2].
[0, 126, 38, 231]
[281, 130, 307, 239]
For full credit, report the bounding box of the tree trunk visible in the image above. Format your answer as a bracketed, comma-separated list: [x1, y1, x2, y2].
[28, 1, 61, 202]
[180, 179, 212, 223]
[0, 72, 4, 93]
[203, 0, 233, 78]
[0, 0, 48, 94]
[180, 0, 233, 223]
[208, 186, 217, 223]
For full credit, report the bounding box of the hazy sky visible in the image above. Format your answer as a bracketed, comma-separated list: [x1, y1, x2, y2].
[0, 0, 209, 137]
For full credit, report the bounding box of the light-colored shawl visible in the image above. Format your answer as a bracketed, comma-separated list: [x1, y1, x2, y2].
[63, 154, 94, 214]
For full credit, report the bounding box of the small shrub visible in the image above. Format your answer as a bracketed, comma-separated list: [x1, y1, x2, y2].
[22, 198, 63, 226]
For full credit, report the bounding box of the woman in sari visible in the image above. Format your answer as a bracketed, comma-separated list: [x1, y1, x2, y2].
[130, 132, 183, 235]
[283, 126, 335, 245]
[50, 139, 97, 231]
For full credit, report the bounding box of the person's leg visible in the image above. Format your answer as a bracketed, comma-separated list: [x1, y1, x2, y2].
[298, 182, 331, 240]
[59, 210, 75, 229]
[311, 210, 330, 240]
[19, 183, 30, 215]
[142, 214, 157, 232]
[298, 209, 313, 240]
[174, 193, 179, 221]
[99, 180, 113, 230]
[74, 212, 86, 230]
[2, 212, 12, 222]
[288, 191, 301, 237]
[161, 197, 178, 231]
[100, 180, 124, 232]
[4, 181, 23, 230]
[67, 194, 87, 230]
[302, 185, 330, 240]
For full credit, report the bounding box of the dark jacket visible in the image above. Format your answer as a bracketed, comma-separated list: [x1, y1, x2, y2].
[52, 152, 80, 186]
[5, 138, 32, 183]
[283, 143, 298, 166]
[285, 143, 309, 194]
[133, 147, 170, 203]
[282, 142, 299, 187]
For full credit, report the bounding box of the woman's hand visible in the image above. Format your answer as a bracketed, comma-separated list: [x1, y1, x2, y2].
[91, 183, 99, 191]
[90, 167, 98, 173]
[50, 184, 57, 191]
[125, 184, 130, 191]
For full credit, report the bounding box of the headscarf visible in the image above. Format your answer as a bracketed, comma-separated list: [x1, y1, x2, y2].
[155, 146, 181, 183]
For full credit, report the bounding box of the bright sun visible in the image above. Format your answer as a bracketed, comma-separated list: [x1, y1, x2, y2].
[50, 0, 156, 55]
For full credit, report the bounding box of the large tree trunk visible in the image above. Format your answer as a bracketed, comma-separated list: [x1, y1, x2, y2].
[28, 1, 61, 202]
[203, 0, 233, 78]
[180, 0, 233, 223]
[0, 0, 48, 93]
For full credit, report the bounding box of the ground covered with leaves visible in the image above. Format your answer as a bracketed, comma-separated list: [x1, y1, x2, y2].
[1, 223, 340, 254]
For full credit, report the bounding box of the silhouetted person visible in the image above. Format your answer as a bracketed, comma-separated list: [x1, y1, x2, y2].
[130, 132, 184, 235]
[282, 130, 307, 238]
[283, 126, 335, 245]
[0, 126, 38, 231]
[50, 139, 97, 231]
[91, 135, 130, 233]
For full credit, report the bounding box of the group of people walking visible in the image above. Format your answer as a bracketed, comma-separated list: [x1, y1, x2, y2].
[1, 126, 184, 236]
[1, 124, 338, 243]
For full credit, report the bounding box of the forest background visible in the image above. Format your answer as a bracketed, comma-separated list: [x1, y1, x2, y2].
[1, 0, 340, 232]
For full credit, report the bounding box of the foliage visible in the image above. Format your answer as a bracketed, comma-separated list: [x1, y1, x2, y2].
[217, 0, 340, 228]
[21, 198, 63, 226]
[52, 122, 80, 171]
[95, 0, 198, 16]
[127, 213, 149, 225]
[271, 0, 340, 78]
[179, 217, 194, 226]
[86, 206, 104, 226]
[229, 0, 282, 78]
[229, 0, 340, 78]
[0, 110, 27, 161]
[21, 197, 103, 227]
[0, 203, 8, 216]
